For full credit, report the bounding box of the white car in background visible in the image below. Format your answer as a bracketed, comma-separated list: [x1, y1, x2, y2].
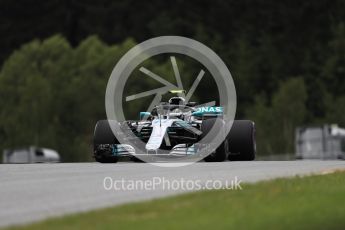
[295, 124, 345, 160]
[2, 146, 60, 163]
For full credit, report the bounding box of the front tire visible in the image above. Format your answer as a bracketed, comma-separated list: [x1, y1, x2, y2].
[93, 120, 119, 163]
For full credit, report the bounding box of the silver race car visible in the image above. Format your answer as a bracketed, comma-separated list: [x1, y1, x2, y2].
[93, 95, 256, 163]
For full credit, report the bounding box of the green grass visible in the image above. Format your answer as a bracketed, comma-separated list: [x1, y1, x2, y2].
[6, 171, 345, 230]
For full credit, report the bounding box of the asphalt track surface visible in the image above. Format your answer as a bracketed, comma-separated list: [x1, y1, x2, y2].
[0, 161, 344, 228]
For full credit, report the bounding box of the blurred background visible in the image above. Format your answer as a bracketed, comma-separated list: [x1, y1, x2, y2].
[0, 0, 344, 162]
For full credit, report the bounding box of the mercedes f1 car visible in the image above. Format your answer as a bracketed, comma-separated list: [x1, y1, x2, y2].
[93, 96, 256, 163]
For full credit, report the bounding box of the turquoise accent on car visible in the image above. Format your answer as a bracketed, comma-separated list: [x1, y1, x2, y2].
[139, 112, 151, 120]
[192, 106, 223, 117]
[112, 145, 118, 156]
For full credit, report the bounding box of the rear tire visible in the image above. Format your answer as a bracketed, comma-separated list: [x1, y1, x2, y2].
[228, 120, 256, 161]
[201, 118, 227, 162]
[93, 120, 119, 163]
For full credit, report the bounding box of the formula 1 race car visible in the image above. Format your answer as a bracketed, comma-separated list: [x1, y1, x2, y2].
[93, 96, 256, 163]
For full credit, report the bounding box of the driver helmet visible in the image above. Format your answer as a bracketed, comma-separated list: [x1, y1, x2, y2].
[169, 97, 186, 105]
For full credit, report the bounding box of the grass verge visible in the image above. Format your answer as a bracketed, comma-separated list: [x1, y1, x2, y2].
[6, 171, 345, 230]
